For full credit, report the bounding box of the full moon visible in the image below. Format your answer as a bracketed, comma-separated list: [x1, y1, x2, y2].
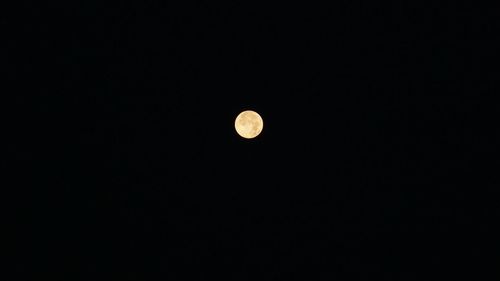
[235, 110, 263, 139]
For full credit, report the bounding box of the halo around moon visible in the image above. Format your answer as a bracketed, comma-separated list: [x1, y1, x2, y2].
[235, 110, 263, 139]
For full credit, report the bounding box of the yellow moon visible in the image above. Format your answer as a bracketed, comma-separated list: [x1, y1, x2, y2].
[235, 110, 263, 139]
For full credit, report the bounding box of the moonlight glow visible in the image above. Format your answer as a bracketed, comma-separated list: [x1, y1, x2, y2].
[235, 110, 263, 139]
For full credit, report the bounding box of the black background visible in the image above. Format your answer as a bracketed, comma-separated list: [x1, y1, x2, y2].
[9, 2, 498, 280]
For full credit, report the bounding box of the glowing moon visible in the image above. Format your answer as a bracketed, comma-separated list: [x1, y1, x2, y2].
[235, 110, 263, 139]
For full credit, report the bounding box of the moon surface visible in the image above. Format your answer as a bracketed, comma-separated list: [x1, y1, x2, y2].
[235, 110, 263, 139]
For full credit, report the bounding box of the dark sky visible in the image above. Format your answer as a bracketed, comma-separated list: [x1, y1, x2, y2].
[10, 2, 497, 280]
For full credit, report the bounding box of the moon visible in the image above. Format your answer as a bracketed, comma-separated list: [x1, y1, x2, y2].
[235, 110, 263, 139]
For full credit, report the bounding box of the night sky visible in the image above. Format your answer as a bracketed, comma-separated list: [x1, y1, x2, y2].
[10, 2, 498, 280]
